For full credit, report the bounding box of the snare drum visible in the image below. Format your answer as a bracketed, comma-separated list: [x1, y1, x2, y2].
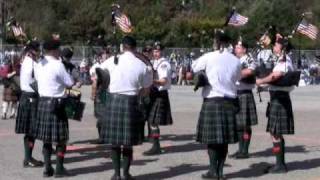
[65, 89, 85, 121]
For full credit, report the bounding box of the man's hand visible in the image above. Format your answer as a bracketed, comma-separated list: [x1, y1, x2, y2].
[75, 82, 82, 89]
[256, 78, 264, 86]
[7, 71, 16, 78]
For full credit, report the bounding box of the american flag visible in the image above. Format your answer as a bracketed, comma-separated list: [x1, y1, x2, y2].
[228, 12, 248, 27]
[297, 19, 318, 40]
[11, 25, 26, 37]
[115, 12, 133, 33]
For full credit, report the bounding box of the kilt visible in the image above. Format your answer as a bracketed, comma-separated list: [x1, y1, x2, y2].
[2, 77, 20, 102]
[266, 91, 294, 135]
[148, 90, 173, 126]
[33, 97, 69, 143]
[236, 90, 258, 130]
[15, 92, 38, 135]
[94, 89, 107, 128]
[196, 97, 238, 144]
[100, 93, 144, 146]
[3, 86, 19, 102]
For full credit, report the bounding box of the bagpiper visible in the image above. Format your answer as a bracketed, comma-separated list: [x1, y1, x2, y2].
[192, 31, 241, 179]
[15, 40, 44, 168]
[90, 48, 112, 143]
[33, 37, 74, 177]
[99, 36, 152, 180]
[256, 37, 295, 173]
[230, 40, 258, 159]
[143, 42, 173, 156]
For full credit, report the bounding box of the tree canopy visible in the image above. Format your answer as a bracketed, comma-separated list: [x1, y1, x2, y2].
[2, 0, 320, 49]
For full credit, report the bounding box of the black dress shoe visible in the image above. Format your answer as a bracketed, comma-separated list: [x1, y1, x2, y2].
[43, 167, 54, 177]
[9, 114, 16, 119]
[228, 151, 240, 158]
[201, 171, 219, 179]
[111, 174, 121, 180]
[96, 139, 104, 144]
[23, 158, 44, 168]
[124, 174, 135, 180]
[55, 167, 72, 178]
[235, 153, 249, 159]
[267, 164, 288, 174]
[143, 147, 161, 156]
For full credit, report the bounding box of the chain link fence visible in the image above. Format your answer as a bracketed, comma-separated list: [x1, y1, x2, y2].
[1, 44, 320, 85]
[1, 44, 319, 64]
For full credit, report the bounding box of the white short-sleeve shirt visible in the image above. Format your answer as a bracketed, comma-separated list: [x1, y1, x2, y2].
[152, 57, 171, 91]
[192, 49, 241, 98]
[236, 55, 257, 90]
[102, 52, 151, 95]
[35, 55, 74, 97]
[269, 56, 295, 92]
[89, 62, 101, 78]
[20, 56, 36, 92]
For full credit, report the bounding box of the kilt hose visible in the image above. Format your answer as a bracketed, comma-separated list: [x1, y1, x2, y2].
[196, 97, 239, 144]
[15, 91, 38, 135]
[236, 90, 258, 131]
[148, 90, 173, 126]
[266, 91, 294, 135]
[139, 95, 152, 122]
[33, 97, 69, 143]
[100, 93, 144, 146]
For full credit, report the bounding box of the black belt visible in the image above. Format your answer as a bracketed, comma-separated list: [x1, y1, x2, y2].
[204, 96, 236, 103]
[269, 91, 290, 100]
[21, 91, 37, 97]
[40, 96, 65, 101]
[111, 93, 138, 100]
[237, 90, 252, 95]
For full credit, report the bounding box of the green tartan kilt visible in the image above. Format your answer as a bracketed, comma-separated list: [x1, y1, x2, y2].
[148, 90, 173, 126]
[236, 90, 258, 130]
[33, 97, 69, 143]
[15, 92, 38, 135]
[196, 97, 238, 144]
[266, 91, 294, 135]
[100, 93, 144, 146]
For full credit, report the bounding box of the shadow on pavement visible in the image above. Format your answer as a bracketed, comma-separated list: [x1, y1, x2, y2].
[52, 144, 110, 164]
[250, 145, 308, 158]
[69, 159, 158, 176]
[134, 164, 207, 180]
[69, 139, 104, 145]
[227, 157, 320, 178]
[288, 158, 320, 171]
[160, 134, 196, 142]
[162, 142, 205, 154]
[227, 162, 272, 178]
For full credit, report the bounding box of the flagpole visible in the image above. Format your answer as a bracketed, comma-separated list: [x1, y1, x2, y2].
[290, 13, 305, 38]
[111, 4, 119, 65]
[290, 13, 306, 69]
[1, 0, 5, 56]
[224, 6, 236, 27]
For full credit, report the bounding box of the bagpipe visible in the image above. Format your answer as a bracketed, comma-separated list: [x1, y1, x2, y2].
[258, 12, 319, 88]
[256, 29, 304, 87]
[193, 70, 209, 91]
